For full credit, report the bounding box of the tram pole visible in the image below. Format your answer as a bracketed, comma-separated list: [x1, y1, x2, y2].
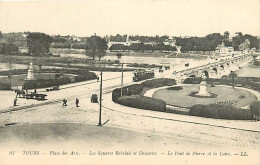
[121, 63, 123, 97]
[7, 50, 12, 90]
[98, 71, 103, 126]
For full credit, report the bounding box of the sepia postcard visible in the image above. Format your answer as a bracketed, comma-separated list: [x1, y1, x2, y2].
[0, 0, 259, 164]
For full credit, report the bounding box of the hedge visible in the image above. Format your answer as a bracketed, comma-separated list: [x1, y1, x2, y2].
[0, 69, 28, 76]
[112, 78, 176, 111]
[141, 78, 176, 87]
[23, 77, 71, 89]
[117, 95, 166, 112]
[112, 84, 143, 102]
[189, 104, 252, 120]
[183, 77, 202, 84]
[112, 78, 176, 102]
[74, 72, 97, 82]
[250, 101, 260, 117]
[0, 82, 11, 90]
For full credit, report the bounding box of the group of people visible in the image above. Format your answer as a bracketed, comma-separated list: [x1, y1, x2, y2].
[62, 98, 79, 107]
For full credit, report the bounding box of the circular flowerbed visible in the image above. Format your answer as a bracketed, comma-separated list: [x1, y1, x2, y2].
[152, 85, 257, 108]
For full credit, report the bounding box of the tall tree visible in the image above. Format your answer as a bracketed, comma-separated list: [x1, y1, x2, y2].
[85, 35, 108, 60]
[27, 32, 52, 56]
[224, 31, 230, 41]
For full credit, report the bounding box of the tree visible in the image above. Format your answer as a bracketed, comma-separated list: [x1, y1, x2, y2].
[85, 35, 108, 60]
[224, 31, 230, 41]
[0, 43, 19, 55]
[0, 31, 3, 39]
[27, 32, 53, 56]
[229, 71, 237, 88]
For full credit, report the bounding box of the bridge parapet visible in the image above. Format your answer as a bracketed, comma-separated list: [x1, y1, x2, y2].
[175, 54, 253, 78]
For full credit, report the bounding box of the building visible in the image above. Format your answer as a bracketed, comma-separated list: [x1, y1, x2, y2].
[215, 42, 234, 54]
[107, 35, 141, 48]
[163, 37, 176, 47]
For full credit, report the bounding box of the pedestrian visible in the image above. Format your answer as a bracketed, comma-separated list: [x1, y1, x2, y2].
[75, 98, 79, 107]
[34, 89, 37, 94]
[62, 99, 67, 106]
[14, 98, 17, 106]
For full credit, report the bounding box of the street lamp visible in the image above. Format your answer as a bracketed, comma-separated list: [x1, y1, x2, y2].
[98, 70, 103, 126]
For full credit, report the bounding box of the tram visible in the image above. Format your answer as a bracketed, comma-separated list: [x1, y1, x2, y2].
[133, 69, 154, 82]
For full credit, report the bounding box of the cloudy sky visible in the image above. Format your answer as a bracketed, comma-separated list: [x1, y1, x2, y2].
[0, 0, 259, 37]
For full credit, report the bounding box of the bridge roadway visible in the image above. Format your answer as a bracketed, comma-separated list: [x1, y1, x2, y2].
[174, 54, 253, 78]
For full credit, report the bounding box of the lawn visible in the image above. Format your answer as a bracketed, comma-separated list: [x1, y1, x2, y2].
[152, 85, 257, 108]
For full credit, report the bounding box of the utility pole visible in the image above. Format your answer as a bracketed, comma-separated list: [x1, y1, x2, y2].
[9, 58, 12, 88]
[98, 71, 103, 126]
[6, 47, 12, 90]
[121, 63, 123, 97]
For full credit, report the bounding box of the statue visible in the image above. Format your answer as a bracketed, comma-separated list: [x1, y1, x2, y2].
[196, 72, 210, 96]
[25, 62, 36, 80]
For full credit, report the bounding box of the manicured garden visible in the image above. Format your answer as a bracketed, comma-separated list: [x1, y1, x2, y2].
[112, 78, 260, 120]
[152, 85, 257, 108]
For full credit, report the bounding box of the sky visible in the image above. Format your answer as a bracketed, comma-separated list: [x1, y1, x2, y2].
[0, 0, 259, 37]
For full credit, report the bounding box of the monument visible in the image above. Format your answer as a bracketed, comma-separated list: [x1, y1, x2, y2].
[176, 46, 182, 54]
[25, 62, 36, 80]
[196, 72, 210, 97]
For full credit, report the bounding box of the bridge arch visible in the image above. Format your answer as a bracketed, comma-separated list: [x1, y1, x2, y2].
[213, 67, 218, 72]
[202, 70, 209, 78]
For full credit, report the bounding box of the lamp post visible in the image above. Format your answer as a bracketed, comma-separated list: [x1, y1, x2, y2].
[98, 71, 103, 126]
[7, 49, 12, 90]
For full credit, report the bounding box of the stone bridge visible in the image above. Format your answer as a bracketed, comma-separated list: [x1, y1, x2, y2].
[179, 54, 253, 78]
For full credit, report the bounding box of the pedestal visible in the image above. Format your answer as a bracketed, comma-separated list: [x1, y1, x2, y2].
[197, 81, 210, 96]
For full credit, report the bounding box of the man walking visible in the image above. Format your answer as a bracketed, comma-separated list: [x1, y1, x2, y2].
[14, 98, 17, 106]
[75, 98, 79, 107]
[62, 99, 67, 106]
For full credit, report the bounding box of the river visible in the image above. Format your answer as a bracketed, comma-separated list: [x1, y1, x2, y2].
[235, 56, 260, 78]
[0, 55, 259, 78]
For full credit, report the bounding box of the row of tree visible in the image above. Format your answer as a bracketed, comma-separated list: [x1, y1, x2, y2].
[176, 32, 259, 52]
[51, 42, 86, 49]
[1, 31, 259, 60]
[109, 43, 177, 52]
[108, 34, 170, 43]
